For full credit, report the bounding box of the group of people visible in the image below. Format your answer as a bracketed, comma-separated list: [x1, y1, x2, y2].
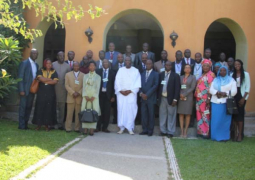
[18, 42, 250, 142]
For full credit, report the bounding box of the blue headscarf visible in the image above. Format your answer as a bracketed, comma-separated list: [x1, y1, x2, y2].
[214, 62, 222, 68]
[213, 66, 232, 91]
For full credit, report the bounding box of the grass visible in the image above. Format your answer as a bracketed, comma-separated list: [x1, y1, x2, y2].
[0, 119, 80, 180]
[171, 137, 255, 180]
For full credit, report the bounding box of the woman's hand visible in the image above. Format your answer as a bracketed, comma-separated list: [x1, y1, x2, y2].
[239, 98, 245, 107]
[85, 96, 90, 102]
[91, 97, 95, 102]
[180, 94, 185, 99]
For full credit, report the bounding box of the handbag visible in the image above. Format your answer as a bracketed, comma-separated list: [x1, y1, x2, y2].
[226, 91, 239, 115]
[78, 101, 99, 123]
[30, 79, 39, 93]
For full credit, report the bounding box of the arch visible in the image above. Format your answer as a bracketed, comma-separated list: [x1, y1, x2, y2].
[32, 19, 66, 67]
[103, 9, 164, 59]
[204, 18, 248, 68]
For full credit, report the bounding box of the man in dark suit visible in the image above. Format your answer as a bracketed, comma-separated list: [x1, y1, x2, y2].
[105, 42, 120, 66]
[18, 49, 39, 130]
[181, 49, 195, 75]
[96, 59, 115, 132]
[111, 53, 124, 124]
[96, 50, 105, 69]
[65, 51, 76, 70]
[171, 50, 185, 76]
[136, 53, 148, 74]
[112, 53, 125, 73]
[139, 59, 159, 136]
[158, 61, 180, 138]
[134, 43, 155, 69]
[203, 48, 215, 70]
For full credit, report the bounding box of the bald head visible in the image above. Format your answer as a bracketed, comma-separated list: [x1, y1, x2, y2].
[117, 53, 124, 63]
[30, 48, 38, 61]
[102, 59, 110, 69]
[57, 51, 65, 64]
[73, 61, 80, 72]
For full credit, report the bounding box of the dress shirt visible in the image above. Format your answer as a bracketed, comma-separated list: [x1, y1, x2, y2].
[98, 60, 103, 69]
[68, 60, 73, 67]
[29, 57, 37, 79]
[175, 61, 182, 75]
[118, 62, 125, 68]
[162, 71, 171, 97]
[142, 51, 148, 55]
[102, 68, 109, 92]
[185, 58, 191, 64]
[74, 71, 79, 79]
[194, 62, 202, 80]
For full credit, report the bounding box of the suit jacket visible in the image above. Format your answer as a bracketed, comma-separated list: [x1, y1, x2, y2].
[18, 59, 39, 96]
[134, 51, 155, 68]
[171, 61, 185, 76]
[96, 60, 112, 70]
[137, 62, 147, 74]
[180, 58, 196, 75]
[154, 60, 170, 73]
[158, 71, 181, 105]
[105, 51, 120, 66]
[112, 62, 125, 73]
[96, 69, 116, 100]
[65, 71, 84, 104]
[140, 70, 159, 104]
[65, 60, 76, 70]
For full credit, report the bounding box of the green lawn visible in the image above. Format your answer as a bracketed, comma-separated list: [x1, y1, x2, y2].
[171, 138, 255, 180]
[0, 119, 80, 180]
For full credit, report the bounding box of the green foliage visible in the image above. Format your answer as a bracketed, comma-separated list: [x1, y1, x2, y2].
[0, 35, 21, 104]
[0, 0, 106, 41]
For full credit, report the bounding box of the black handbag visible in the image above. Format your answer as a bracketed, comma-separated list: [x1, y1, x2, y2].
[226, 91, 239, 115]
[78, 101, 99, 123]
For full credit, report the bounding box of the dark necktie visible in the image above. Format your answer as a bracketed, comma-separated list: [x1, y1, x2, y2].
[103, 70, 107, 88]
[145, 71, 149, 83]
[187, 58, 189, 65]
[110, 52, 113, 60]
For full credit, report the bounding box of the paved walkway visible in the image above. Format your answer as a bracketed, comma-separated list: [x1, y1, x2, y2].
[29, 132, 168, 180]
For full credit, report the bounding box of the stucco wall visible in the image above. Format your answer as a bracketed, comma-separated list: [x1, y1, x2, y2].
[23, 0, 255, 111]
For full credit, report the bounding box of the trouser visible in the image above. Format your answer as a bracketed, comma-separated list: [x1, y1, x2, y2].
[65, 103, 81, 131]
[97, 92, 111, 130]
[19, 93, 35, 129]
[159, 97, 177, 134]
[57, 102, 66, 128]
[112, 95, 117, 124]
[141, 102, 155, 134]
[135, 95, 142, 124]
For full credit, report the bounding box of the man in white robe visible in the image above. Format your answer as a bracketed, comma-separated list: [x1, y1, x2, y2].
[115, 56, 141, 135]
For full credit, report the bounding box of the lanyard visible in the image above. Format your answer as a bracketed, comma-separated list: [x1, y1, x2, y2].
[195, 64, 201, 71]
[183, 75, 190, 84]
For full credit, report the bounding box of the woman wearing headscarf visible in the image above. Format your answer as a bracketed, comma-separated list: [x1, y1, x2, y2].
[210, 66, 237, 141]
[213, 62, 222, 77]
[194, 59, 215, 138]
[81, 60, 101, 136]
[232, 59, 250, 142]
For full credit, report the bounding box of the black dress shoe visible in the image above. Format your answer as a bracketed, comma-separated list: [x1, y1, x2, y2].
[139, 132, 148, 135]
[95, 129, 101, 132]
[102, 129, 110, 133]
[160, 133, 167, 136]
[167, 134, 174, 138]
[148, 133, 153, 136]
[58, 127, 65, 130]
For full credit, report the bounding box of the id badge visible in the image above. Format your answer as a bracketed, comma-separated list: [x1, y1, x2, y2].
[160, 68, 165, 72]
[75, 80, 79, 85]
[161, 80, 166, 85]
[109, 60, 113, 63]
[103, 78, 108, 82]
[204, 110, 210, 115]
[181, 85, 187, 89]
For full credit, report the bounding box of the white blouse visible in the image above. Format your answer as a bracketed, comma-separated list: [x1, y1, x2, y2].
[210, 78, 237, 104]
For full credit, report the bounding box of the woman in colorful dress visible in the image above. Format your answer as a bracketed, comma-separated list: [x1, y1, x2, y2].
[194, 59, 215, 138]
[32, 59, 58, 131]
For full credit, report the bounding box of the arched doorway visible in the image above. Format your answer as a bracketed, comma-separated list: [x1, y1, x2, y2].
[43, 22, 66, 62]
[32, 19, 66, 67]
[204, 18, 248, 67]
[104, 9, 164, 61]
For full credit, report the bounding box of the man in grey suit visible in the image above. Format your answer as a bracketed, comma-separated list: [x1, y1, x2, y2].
[139, 59, 159, 136]
[96, 50, 105, 69]
[53, 51, 71, 130]
[18, 49, 39, 130]
[154, 50, 169, 73]
[123, 45, 135, 66]
[158, 61, 180, 138]
[134, 43, 155, 69]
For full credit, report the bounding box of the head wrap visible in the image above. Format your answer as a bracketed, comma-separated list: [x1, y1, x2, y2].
[213, 66, 232, 91]
[202, 59, 212, 67]
[214, 62, 222, 68]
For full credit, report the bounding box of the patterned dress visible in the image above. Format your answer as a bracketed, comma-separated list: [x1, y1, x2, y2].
[194, 71, 215, 138]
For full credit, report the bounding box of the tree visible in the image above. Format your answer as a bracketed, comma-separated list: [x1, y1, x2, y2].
[0, 0, 105, 41]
